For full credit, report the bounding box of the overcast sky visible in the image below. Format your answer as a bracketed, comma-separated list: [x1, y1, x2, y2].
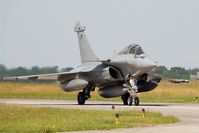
[0, 0, 199, 69]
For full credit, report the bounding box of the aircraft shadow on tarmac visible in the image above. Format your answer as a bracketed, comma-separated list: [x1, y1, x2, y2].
[29, 103, 170, 107]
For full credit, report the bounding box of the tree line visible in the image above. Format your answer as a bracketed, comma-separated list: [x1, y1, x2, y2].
[151, 66, 199, 79]
[0, 64, 73, 79]
[0, 64, 198, 80]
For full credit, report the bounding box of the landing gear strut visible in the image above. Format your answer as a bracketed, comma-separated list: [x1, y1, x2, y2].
[77, 83, 95, 105]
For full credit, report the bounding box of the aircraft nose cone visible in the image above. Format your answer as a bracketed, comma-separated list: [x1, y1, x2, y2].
[143, 60, 157, 70]
[130, 57, 157, 73]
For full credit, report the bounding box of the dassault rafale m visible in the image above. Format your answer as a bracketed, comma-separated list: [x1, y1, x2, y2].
[4, 22, 161, 106]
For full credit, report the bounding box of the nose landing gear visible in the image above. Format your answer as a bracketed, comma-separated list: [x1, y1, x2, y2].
[122, 75, 140, 106]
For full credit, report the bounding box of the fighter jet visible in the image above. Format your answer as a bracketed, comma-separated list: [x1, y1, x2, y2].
[4, 22, 161, 106]
[168, 79, 189, 83]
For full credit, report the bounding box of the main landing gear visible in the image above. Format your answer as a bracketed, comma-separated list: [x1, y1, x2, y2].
[77, 83, 95, 105]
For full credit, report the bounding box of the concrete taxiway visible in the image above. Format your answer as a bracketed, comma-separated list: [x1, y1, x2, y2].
[0, 99, 199, 133]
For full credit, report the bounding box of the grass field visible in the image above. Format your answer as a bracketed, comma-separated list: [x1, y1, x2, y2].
[0, 81, 199, 103]
[0, 103, 178, 133]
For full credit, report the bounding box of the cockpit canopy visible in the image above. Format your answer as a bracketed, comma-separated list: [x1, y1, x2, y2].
[118, 44, 145, 56]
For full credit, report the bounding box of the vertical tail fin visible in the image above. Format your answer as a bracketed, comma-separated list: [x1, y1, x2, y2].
[74, 22, 98, 64]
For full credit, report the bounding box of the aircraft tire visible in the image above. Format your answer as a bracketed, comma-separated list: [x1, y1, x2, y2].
[121, 92, 130, 105]
[77, 92, 86, 105]
[134, 97, 139, 106]
[128, 95, 133, 106]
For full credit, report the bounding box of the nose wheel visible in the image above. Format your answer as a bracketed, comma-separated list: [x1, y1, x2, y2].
[134, 96, 140, 106]
[122, 92, 140, 106]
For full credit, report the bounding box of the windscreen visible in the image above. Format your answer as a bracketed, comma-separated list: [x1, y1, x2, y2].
[118, 44, 145, 56]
